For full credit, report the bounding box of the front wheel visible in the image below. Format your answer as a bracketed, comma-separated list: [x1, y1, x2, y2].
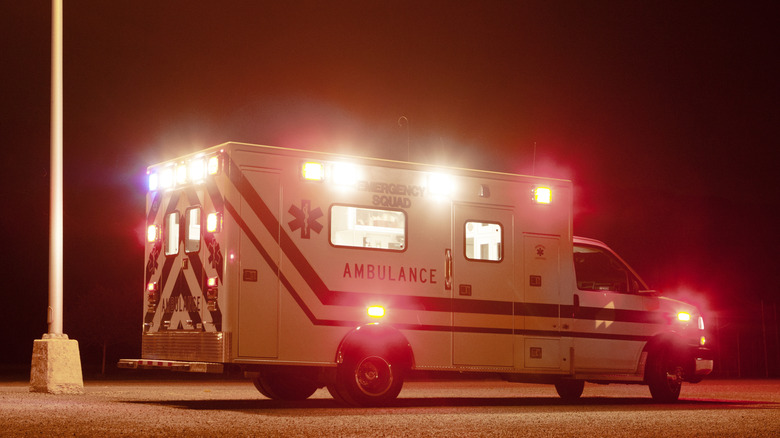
[647, 346, 684, 403]
[554, 380, 584, 401]
[333, 353, 404, 406]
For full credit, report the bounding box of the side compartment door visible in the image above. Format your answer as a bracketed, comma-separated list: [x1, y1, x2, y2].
[238, 169, 281, 358]
[521, 234, 564, 370]
[452, 204, 514, 367]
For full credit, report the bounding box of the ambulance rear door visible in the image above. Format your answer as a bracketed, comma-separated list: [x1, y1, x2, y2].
[148, 188, 212, 334]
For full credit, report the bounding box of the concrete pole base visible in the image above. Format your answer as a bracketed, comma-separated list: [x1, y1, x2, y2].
[30, 334, 84, 394]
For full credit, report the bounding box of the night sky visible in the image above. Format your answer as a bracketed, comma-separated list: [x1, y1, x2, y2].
[1, 1, 778, 370]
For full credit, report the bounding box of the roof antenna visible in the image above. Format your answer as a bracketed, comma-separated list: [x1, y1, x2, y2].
[532, 142, 537, 175]
[398, 116, 409, 161]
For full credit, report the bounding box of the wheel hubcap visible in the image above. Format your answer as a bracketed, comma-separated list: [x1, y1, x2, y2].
[665, 366, 683, 389]
[354, 356, 392, 396]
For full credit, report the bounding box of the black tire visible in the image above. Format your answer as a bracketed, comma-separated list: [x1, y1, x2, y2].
[334, 353, 404, 406]
[554, 380, 584, 401]
[252, 370, 319, 401]
[647, 346, 684, 403]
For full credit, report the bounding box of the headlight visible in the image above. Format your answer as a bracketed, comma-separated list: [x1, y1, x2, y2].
[677, 312, 691, 322]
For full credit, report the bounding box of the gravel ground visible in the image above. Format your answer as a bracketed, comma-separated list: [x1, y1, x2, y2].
[1, 378, 778, 437]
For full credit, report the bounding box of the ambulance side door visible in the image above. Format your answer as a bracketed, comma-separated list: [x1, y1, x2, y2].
[237, 169, 281, 358]
[452, 204, 514, 368]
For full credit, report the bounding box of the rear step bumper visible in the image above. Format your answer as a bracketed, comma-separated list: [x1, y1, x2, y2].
[118, 359, 224, 374]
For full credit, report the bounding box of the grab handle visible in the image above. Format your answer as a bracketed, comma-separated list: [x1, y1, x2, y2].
[444, 248, 452, 291]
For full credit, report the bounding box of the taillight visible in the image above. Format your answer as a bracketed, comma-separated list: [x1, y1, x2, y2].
[146, 282, 159, 309]
[206, 277, 219, 311]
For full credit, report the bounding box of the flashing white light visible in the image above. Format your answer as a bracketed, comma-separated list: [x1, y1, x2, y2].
[427, 173, 453, 197]
[206, 212, 221, 233]
[160, 167, 174, 189]
[302, 162, 324, 181]
[176, 164, 188, 185]
[533, 187, 552, 204]
[332, 162, 360, 186]
[698, 316, 705, 330]
[677, 311, 691, 322]
[367, 306, 385, 318]
[207, 155, 220, 175]
[189, 158, 205, 183]
[146, 224, 159, 243]
[148, 172, 158, 192]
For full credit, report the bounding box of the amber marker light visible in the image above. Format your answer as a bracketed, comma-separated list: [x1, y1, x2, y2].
[207, 155, 220, 175]
[367, 306, 386, 318]
[533, 186, 552, 204]
[677, 311, 691, 322]
[302, 162, 324, 181]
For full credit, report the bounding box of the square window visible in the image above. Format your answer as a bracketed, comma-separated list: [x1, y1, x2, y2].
[465, 221, 502, 261]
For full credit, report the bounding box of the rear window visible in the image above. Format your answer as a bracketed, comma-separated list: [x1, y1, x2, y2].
[185, 207, 201, 253]
[164, 212, 180, 256]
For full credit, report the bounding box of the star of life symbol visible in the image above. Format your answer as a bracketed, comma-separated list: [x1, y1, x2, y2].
[535, 245, 545, 257]
[288, 200, 323, 239]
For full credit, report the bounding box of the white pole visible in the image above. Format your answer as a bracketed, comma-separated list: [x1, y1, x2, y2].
[30, 0, 82, 394]
[49, 0, 63, 336]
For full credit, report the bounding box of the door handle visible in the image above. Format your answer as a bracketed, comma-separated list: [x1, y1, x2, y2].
[444, 248, 452, 291]
[573, 294, 580, 317]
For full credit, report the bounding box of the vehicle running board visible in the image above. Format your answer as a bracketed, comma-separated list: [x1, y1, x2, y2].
[118, 359, 224, 374]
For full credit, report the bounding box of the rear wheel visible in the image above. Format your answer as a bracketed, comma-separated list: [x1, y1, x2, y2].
[252, 369, 320, 401]
[647, 346, 684, 403]
[333, 353, 404, 406]
[554, 380, 584, 401]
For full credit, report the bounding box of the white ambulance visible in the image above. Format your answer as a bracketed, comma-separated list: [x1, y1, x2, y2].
[119, 142, 713, 405]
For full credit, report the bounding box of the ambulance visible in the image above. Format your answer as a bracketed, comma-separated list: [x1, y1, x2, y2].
[119, 142, 713, 405]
